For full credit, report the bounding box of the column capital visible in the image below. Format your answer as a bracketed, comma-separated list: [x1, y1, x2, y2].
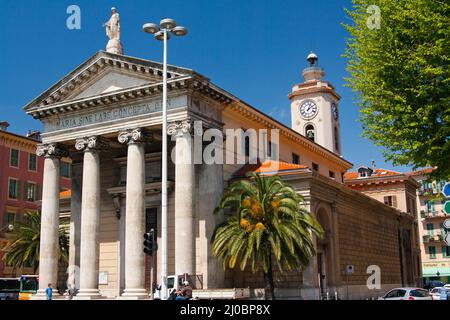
[36, 143, 68, 158]
[167, 119, 199, 137]
[118, 128, 152, 145]
[75, 136, 110, 152]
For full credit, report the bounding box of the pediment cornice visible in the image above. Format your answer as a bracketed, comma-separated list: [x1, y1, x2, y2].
[23, 51, 209, 114]
[27, 76, 233, 120]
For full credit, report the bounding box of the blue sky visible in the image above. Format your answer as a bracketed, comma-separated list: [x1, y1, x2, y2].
[0, 0, 415, 172]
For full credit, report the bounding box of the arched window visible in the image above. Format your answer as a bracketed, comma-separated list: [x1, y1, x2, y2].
[305, 124, 315, 142]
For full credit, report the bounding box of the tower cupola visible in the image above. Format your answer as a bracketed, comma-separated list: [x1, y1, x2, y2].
[302, 52, 325, 82]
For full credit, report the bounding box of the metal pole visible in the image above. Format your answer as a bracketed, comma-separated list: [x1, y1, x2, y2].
[160, 28, 168, 300]
[150, 228, 155, 300]
[346, 272, 349, 300]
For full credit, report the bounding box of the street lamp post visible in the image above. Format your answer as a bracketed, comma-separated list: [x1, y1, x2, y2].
[143, 18, 187, 300]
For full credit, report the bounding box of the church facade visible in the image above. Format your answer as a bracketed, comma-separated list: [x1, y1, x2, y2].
[24, 49, 420, 299]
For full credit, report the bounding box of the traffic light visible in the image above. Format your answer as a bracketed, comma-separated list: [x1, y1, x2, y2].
[144, 231, 154, 255]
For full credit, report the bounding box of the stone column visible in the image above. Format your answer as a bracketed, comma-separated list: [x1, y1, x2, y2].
[168, 120, 195, 276]
[68, 160, 82, 291]
[34, 144, 66, 298]
[118, 128, 149, 298]
[75, 136, 109, 298]
[199, 159, 225, 288]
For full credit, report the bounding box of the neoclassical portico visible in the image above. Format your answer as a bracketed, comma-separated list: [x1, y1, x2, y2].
[35, 116, 223, 298]
[26, 50, 228, 299]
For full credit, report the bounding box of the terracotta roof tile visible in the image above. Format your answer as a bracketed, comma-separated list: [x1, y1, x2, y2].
[406, 167, 435, 176]
[232, 160, 308, 178]
[344, 168, 403, 181]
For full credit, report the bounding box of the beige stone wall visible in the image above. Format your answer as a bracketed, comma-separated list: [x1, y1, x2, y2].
[226, 173, 416, 299]
[222, 110, 345, 183]
[335, 191, 403, 286]
[97, 154, 120, 296]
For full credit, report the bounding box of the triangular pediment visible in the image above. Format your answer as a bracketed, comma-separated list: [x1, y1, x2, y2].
[67, 69, 158, 100]
[23, 51, 199, 112]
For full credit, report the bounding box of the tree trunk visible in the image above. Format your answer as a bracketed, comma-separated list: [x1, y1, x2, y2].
[263, 256, 275, 300]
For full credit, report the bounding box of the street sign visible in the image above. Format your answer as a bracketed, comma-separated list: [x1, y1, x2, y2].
[444, 219, 450, 230]
[444, 201, 450, 215]
[445, 233, 450, 246]
[443, 182, 450, 198]
[443, 219, 450, 246]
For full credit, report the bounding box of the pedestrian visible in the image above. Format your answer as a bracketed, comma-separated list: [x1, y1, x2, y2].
[168, 289, 177, 300]
[180, 280, 193, 300]
[175, 290, 187, 301]
[46, 283, 53, 300]
[67, 284, 77, 300]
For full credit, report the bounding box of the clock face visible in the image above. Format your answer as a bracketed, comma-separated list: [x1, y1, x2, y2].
[332, 103, 339, 120]
[299, 100, 318, 119]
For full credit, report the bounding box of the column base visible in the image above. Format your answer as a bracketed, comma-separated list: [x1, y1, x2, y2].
[73, 289, 102, 300]
[31, 289, 62, 300]
[119, 288, 149, 299]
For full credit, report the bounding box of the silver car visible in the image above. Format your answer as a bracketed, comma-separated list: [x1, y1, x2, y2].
[430, 287, 450, 300]
[380, 287, 432, 300]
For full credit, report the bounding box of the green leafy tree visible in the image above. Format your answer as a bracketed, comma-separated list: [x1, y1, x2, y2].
[343, 0, 450, 179]
[2, 211, 69, 273]
[211, 173, 323, 300]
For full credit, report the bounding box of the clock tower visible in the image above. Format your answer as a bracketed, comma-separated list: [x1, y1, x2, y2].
[289, 52, 342, 155]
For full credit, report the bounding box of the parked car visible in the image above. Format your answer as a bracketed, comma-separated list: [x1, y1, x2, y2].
[424, 280, 446, 290]
[429, 287, 446, 300]
[379, 288, 432, 300]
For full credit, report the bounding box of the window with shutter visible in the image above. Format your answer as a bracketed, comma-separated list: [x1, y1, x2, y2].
[443, 246, 450, 258]
[26, 182, 36, 202]
[8, 178, 18, 199]
[429, 246, 436, 259]
[10, 149, 19, 167]
[28, 153, 37, 171]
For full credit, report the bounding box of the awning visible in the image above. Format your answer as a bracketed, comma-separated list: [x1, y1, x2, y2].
[422, 267, 450, 277]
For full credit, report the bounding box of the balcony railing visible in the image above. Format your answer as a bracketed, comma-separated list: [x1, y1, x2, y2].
[424, 233, 446, 243]
[421, 211, 448, 219]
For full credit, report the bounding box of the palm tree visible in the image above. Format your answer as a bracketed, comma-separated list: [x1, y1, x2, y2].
[211, 172, 323, 300]
[2, 211, 69, 274]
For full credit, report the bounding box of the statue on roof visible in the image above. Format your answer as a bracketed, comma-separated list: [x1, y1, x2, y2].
[103, 7, 123, 55]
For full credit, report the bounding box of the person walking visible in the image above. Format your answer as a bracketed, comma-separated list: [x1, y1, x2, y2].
[45, 283, 53, 300]
[180, 280, 193, 300]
